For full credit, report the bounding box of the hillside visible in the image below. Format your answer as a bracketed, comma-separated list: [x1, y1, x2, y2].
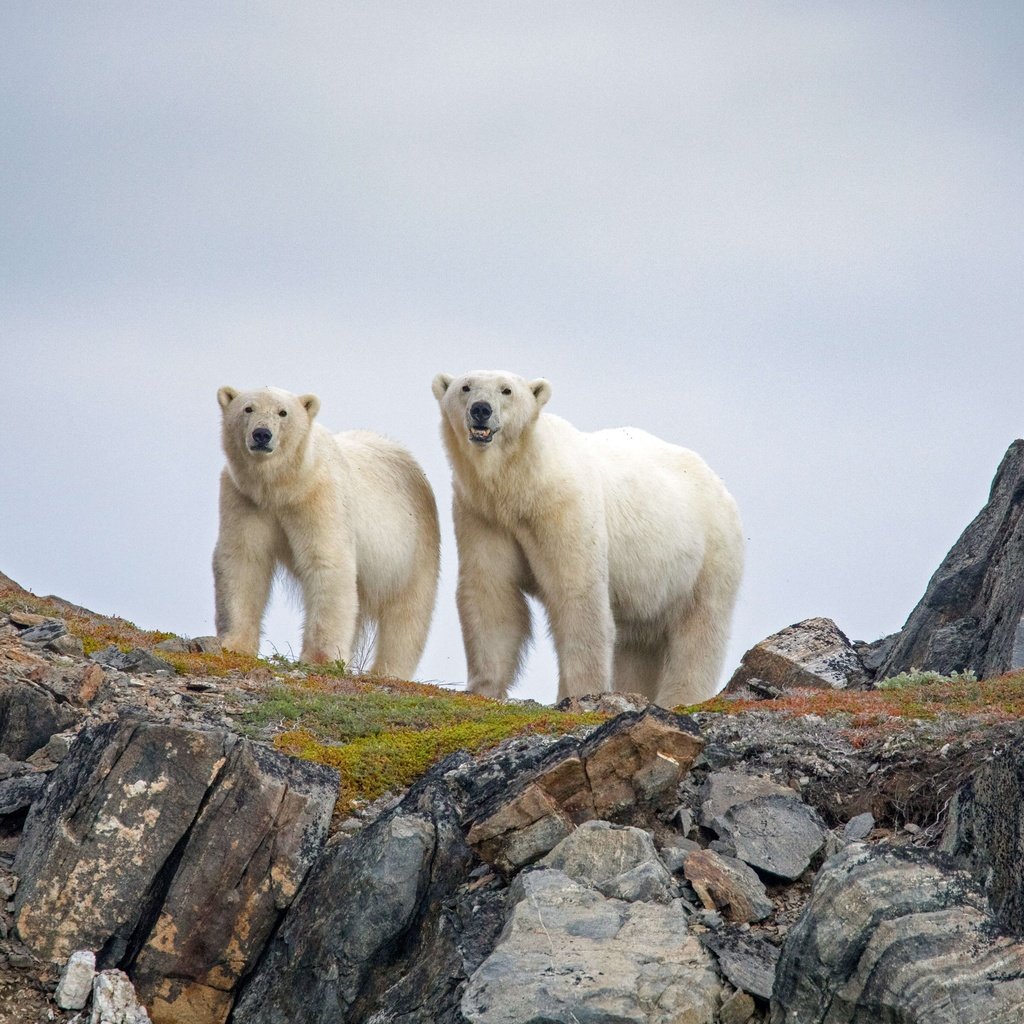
[0, 442, 1023, 1023]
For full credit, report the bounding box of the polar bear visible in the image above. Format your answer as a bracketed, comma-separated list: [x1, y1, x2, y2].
[214, 386, 440, 677]
[432, 370, 744, 707]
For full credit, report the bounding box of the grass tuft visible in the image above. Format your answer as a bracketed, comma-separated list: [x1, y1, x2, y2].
[876, 668, 979, 690]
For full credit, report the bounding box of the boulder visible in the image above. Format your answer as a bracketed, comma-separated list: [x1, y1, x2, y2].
[683, 849, 773, 923]
[0, 770, 47, 815]
[725, 618, 868, 695]
[17, 620, 68, 645]
[879, 439, 1024, 679]
[720, 989, 756, 1024]
[468, 707, 704, 873]
[701, 929, 780, 1001]
[842, 811, 875, 843]
[89, 646, 175, 675]
[539, 820, 676, 903]
[90, 969, 151, 1024]
[462, 868, 723, 1024]
[698, 770, 797, 831]
[716, 795, 827, 882]
[12, 717, 337, 1024]
[769, 844, 1024, 1022]
[0, 681, 78, 760]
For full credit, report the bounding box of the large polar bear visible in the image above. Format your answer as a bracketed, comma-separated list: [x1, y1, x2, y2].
[433, 370, 744, 707]
[214, 386, 440, 677]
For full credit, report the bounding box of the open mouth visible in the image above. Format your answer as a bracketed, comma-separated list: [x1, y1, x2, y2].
[469, 427, 495, 444]
[248, 443, 274, 453]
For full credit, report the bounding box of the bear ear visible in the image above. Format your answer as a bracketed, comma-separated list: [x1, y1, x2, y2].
[217, 386, 238, 410]
[530, 378, 552, 408]
[299, 394, 321, 420]
[432, 373, 454, 401]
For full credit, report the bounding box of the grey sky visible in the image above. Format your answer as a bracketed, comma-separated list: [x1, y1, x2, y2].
[4, 4, 1022, 700]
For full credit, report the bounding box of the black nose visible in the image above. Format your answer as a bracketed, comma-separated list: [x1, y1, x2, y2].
[470, 401, 492, 423]
[251, 427, 273, 446]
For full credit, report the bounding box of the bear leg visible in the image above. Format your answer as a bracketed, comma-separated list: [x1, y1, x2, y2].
[297, 561, 359, 666]
[657, 564, 738, 707]
[370, 566, 438, 680]
[455, 512, 532, 699]
[213, 490, 281, 655]
[545, 588, 615, 701]
[611, 644, 664, 700]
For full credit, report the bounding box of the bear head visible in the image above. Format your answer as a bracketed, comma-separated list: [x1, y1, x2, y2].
[217, 386, 321, 468]
[432, 370, 552, 452]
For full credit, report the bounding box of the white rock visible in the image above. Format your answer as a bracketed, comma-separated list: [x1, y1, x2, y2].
[90, 970, 151, 1024]
[462, 868, 722, 1023]
[56, 950, 96, 1010]
[539, 819, 676, 903]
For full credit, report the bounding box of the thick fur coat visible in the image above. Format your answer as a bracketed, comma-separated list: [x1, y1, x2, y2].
[433, 370, 743, 706]
[214, 386, 439, 676]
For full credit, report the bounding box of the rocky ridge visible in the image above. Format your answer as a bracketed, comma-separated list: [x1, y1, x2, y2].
[2, 588, 1024, 1024]
[2, 440, 1024, 1022]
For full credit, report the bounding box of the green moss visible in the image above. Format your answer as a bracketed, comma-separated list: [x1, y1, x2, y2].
[274, 704, 605, 809]
[244, 685, 577, 743]
[266, 654, 350, 678]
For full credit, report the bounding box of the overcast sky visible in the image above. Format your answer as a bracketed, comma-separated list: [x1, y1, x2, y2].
[3, 4, 1022, 701]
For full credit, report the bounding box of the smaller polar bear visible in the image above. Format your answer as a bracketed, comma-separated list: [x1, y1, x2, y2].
[433, 370, 744, 707]
[214, 386, 440, 677]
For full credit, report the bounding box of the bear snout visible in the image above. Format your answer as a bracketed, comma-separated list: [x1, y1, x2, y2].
[467, 401, 499, 444]
[250, 427, 274, 450]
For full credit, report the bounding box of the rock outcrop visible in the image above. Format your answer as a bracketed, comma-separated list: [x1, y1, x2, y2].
[770, 844, 1024, 1022]
[12, 716, 337, 1024]
[726, 618, 868, 696]
[8, 541, 1024, 1024]
[462, 868, 723, 1024]
[466, 707, 704, 874]
[879, 439, 1024, 679]
[940, 736, 1024, 937]
[234, 707, 707, 1023]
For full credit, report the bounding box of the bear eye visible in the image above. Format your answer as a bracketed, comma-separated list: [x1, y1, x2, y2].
[461, 385, 470, 393]
[501, 388, 512, 396]
[244, 405, 253, 413]
[279, 409, 287, 417]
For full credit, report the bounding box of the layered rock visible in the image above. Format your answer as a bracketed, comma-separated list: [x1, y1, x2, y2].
[233, 776, 476, 1024]
[770, 844, 1024, 1022]
[462, 869, 722, 1024]
[879, 438, 1024, 679]
[941, 736, 1024, 936]
[467, 707, 704, 873]
[13, 717, 337, 1024]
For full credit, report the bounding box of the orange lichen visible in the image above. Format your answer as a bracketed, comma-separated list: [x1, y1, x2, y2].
[689, 672, 1024, 725]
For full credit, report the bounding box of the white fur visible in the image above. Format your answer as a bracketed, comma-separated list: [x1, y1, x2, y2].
[213, 386, 440, 676]
[433, 370, 744, 706]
